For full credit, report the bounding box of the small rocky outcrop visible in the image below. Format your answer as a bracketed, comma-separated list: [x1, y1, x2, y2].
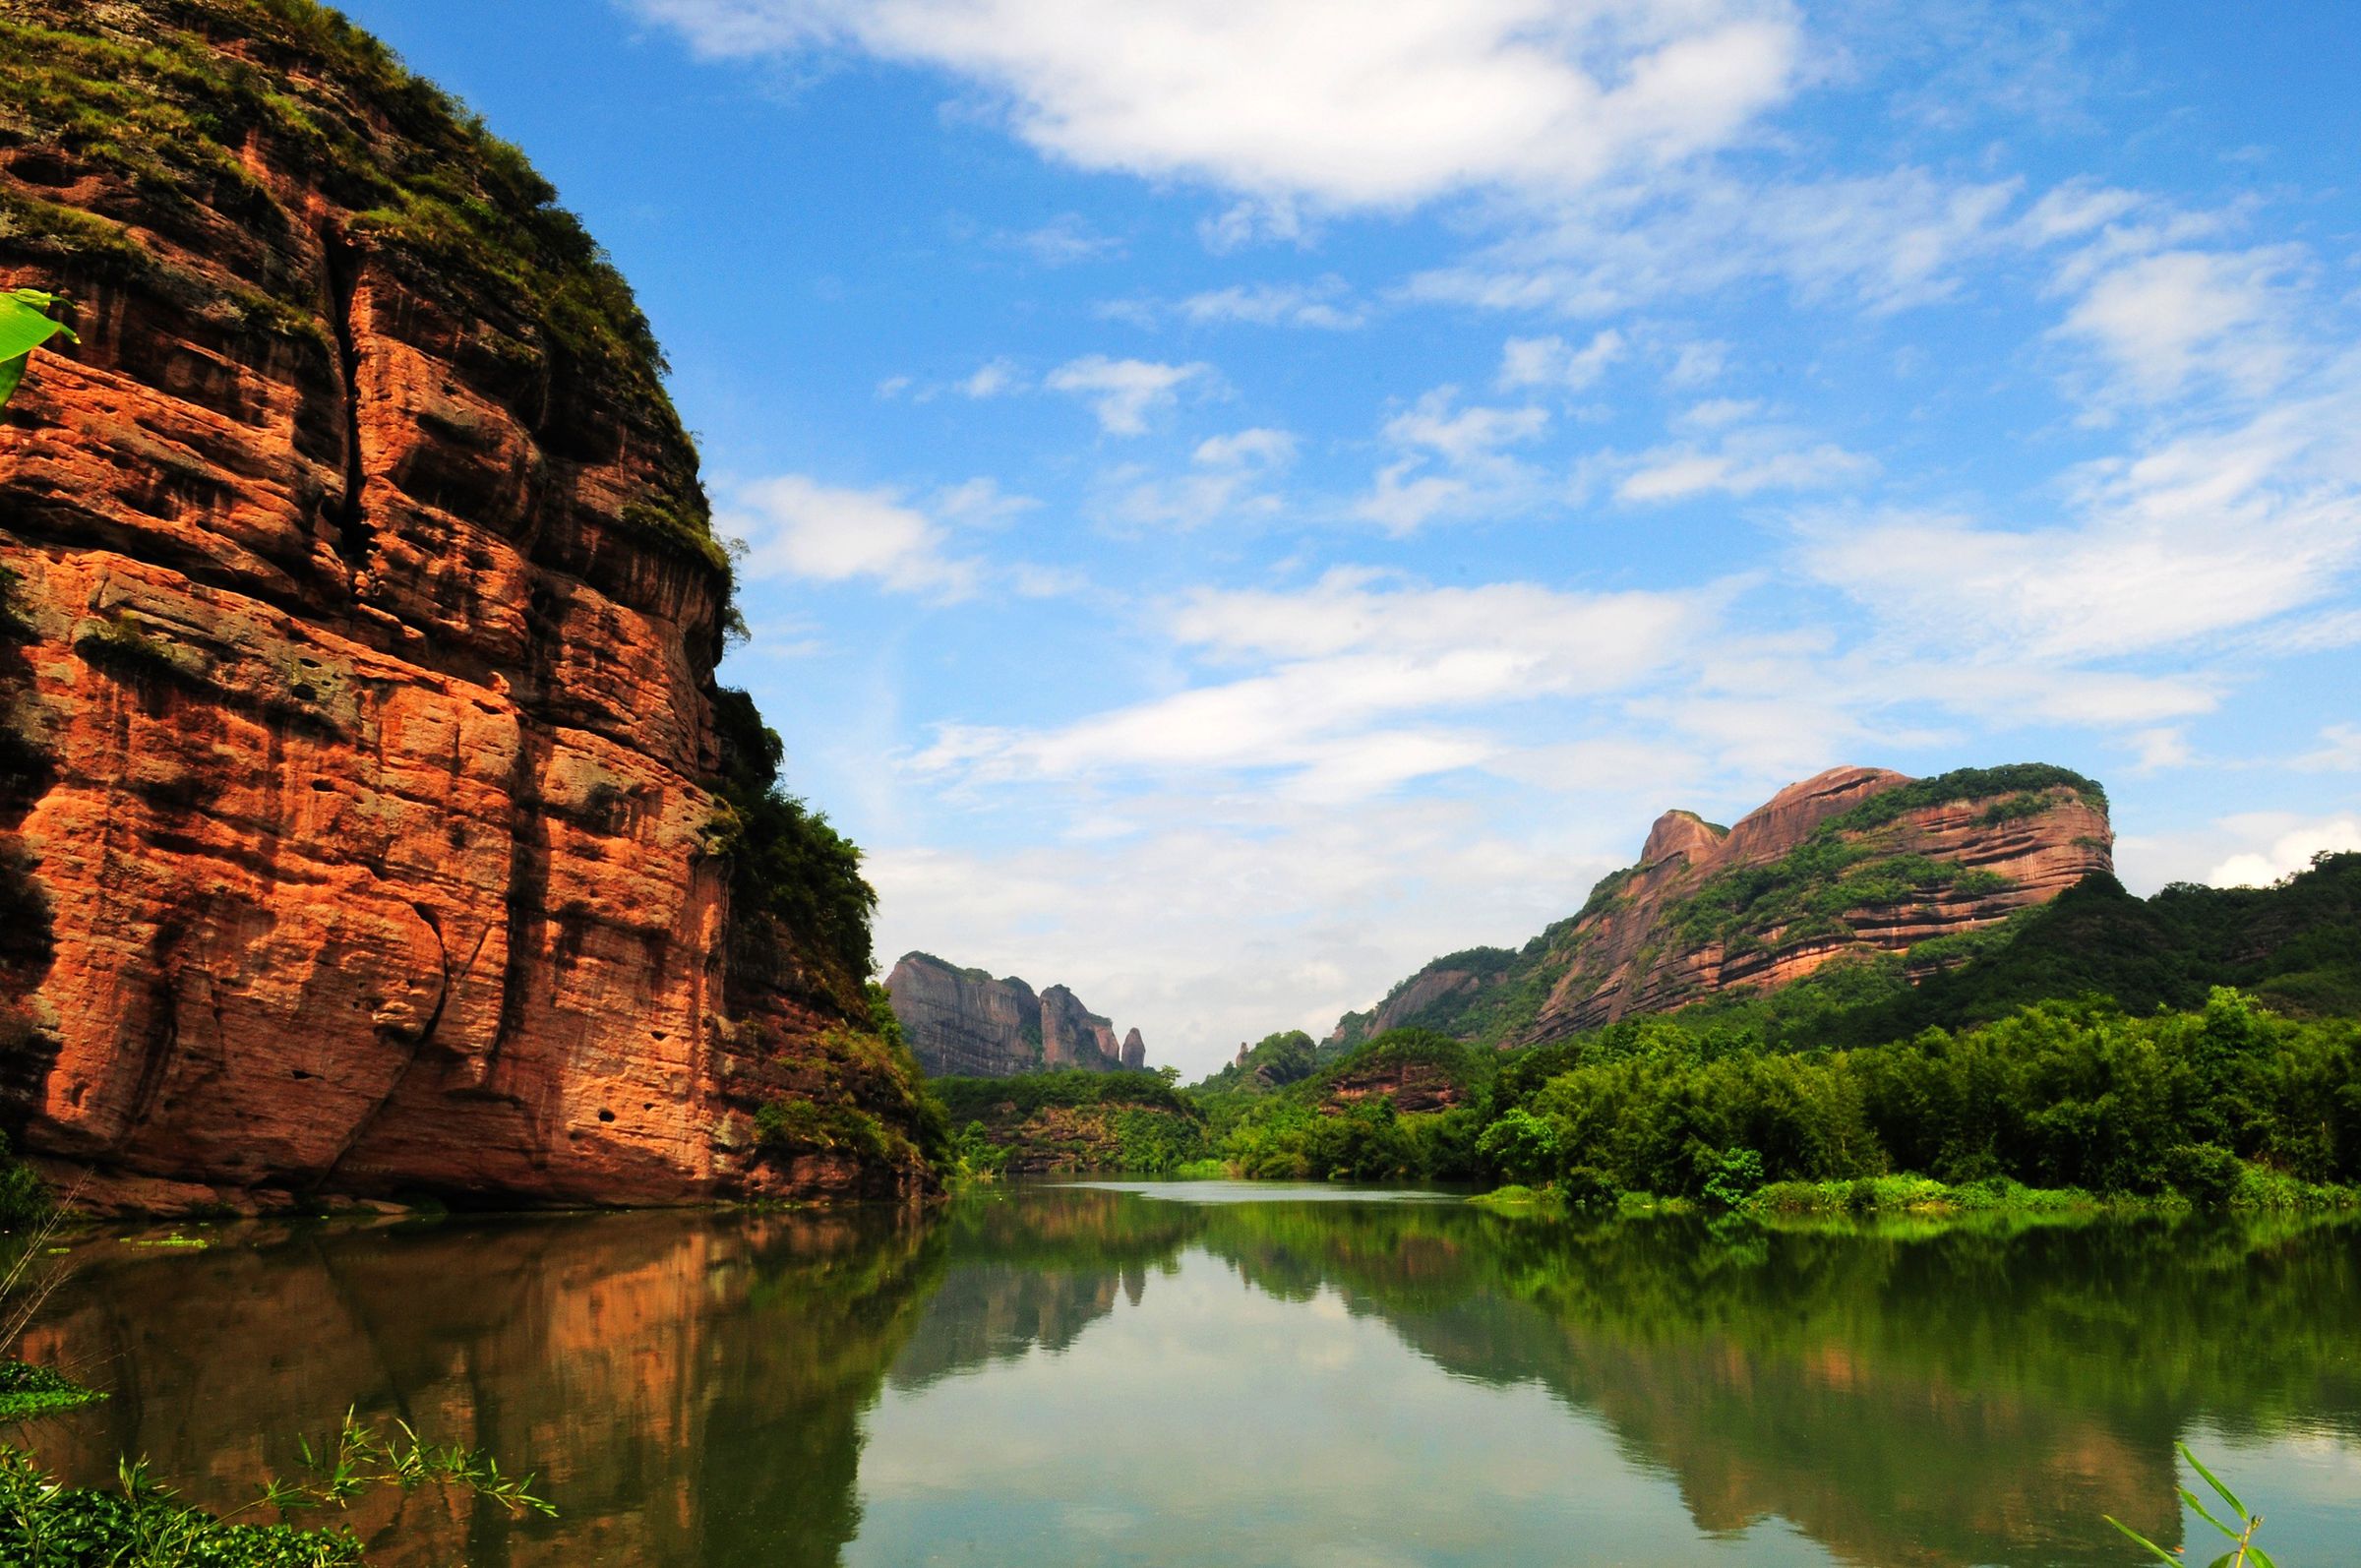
[0, 1, 934, 1210]
[1334, 763, 2115, 1050]
[883, 952, 1146, 1078]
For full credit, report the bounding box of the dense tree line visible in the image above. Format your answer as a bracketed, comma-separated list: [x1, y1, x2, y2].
[1198, 992, 2359, 1205]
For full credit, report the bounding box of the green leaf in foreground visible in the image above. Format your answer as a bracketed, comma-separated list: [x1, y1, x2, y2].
[2102, 1514, 2179, 1562]
[0, 289, 78, 409]
[2181, 1443, 2249, 1521]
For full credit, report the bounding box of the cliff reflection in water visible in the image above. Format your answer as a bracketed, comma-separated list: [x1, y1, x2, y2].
[22, 1188, 2361, 1566]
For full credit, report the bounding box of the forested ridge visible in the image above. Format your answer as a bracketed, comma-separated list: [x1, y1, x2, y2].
[936, 854, 2361, 1210]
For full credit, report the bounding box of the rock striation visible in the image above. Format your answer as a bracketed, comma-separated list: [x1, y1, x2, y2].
[1334, 763, 2115, 1050]
[0, 1, 934, 1210]
[884, 952, 1145, 1077]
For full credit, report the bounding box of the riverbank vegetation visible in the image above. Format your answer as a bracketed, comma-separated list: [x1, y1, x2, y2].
[1162, 856, 2361, 1212]
[0, 1410, 553, 1567]
[932, 1070, 1207, 1175]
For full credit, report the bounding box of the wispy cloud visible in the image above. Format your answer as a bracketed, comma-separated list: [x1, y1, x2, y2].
[1097, 427, 1298, 531]
[1179, 276, 1366, 330]
[1352, 388, 1552, 532]
[1046, 354, 1213, 434]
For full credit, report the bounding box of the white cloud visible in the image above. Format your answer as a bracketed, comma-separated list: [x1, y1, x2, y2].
[1402, 166, 2024, 318]
[1046, 354, 1212, 434]
[1099, 428, 1298, 531]
[876, 359, 1026, 401]
[636, 0, 1804, 210]
[933, 475, 1038, 525]
[723, 475, 980, 597]
[2126, 726, 2193, 773]
[1006, 211, 1123, 265]
[2054, 246, 2301, 402]
[1801, 361, 2361, 665]
[719, 474, 1059, 598]
[1589, 406, 1872, 505]
[2209, 816, 2361, 888]
[2296, 724, 2361, 773]
[916, 568, 1710, 790]
[1498, 329, 1624, 392]
[1665, 338, 1728, 388]
[1351, 388, 1551, 531]
[1193, 428, 1298, 469]
[1180, 276, 1366, 330]
[1382, 389, 1547, 463]
[958, 359, 1020, 397]
[1198, 196, 1309, 253]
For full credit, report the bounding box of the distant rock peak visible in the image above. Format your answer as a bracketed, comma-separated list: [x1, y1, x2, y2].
[1335, 762, 2113, 1051]
[885, 953, 1146, 1078]
[1641, 809, 1728, 868]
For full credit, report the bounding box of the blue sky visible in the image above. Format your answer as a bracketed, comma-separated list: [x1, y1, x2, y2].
[341, 0, 2361, 1073]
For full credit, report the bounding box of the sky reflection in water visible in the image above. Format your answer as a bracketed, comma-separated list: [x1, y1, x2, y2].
[20, 1185, 2361, 1566]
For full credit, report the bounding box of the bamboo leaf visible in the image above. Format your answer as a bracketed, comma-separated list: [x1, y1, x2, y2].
[2180, 1446, 2249, 1521]
[2180, 1488, 2240, 1539]
[2104, 1516, 2183, 1563]
[0, 294, 71, 361]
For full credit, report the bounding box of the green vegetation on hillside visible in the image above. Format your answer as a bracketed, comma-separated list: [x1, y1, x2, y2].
[1188, 1029, 1325, 1094]
[934, 1069, 1196, 1123]
[933, 1070, 1208, 1175]
[1333, 763, 2112, 1050]
[707, 690, 877, 1004]
[1198, 992, 2359, 1208]
[1190, 855, 2361, 1209]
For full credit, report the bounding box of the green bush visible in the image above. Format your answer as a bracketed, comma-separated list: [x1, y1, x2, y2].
[0, 1134, 47, 1230]
[0, 1361, 104, 1420]
[1476, 1108, 1563, 1185]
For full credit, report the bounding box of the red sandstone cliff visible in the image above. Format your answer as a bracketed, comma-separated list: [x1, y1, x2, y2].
[0, 1, 933, 1210]
[1335, 763, 2115, 1050]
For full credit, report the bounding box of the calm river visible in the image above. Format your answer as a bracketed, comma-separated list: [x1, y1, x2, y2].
[17, 1182, 2361, 1565]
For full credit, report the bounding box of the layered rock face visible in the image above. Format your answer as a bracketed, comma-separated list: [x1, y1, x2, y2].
[0, 1, 932, 1209]
[1337, 764, 2114, 1050]
[884, 952, 1143, 1077]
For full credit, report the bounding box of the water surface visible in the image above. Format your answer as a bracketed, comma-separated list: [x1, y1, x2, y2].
[18, 1183, 2360, 1565]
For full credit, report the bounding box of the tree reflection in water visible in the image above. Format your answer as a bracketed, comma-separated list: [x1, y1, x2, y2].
[13, 1188, 2358, 1566]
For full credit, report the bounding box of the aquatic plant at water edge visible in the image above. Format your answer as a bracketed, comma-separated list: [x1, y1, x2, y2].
[2108, 1443, 2275, 1568]
[0, 1409, 555, 1567]
[0, 1360, 104, 1421]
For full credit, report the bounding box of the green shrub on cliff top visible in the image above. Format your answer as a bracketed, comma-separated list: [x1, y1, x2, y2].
[0, 0, 709, 545]
[709, 688, 876, 999]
